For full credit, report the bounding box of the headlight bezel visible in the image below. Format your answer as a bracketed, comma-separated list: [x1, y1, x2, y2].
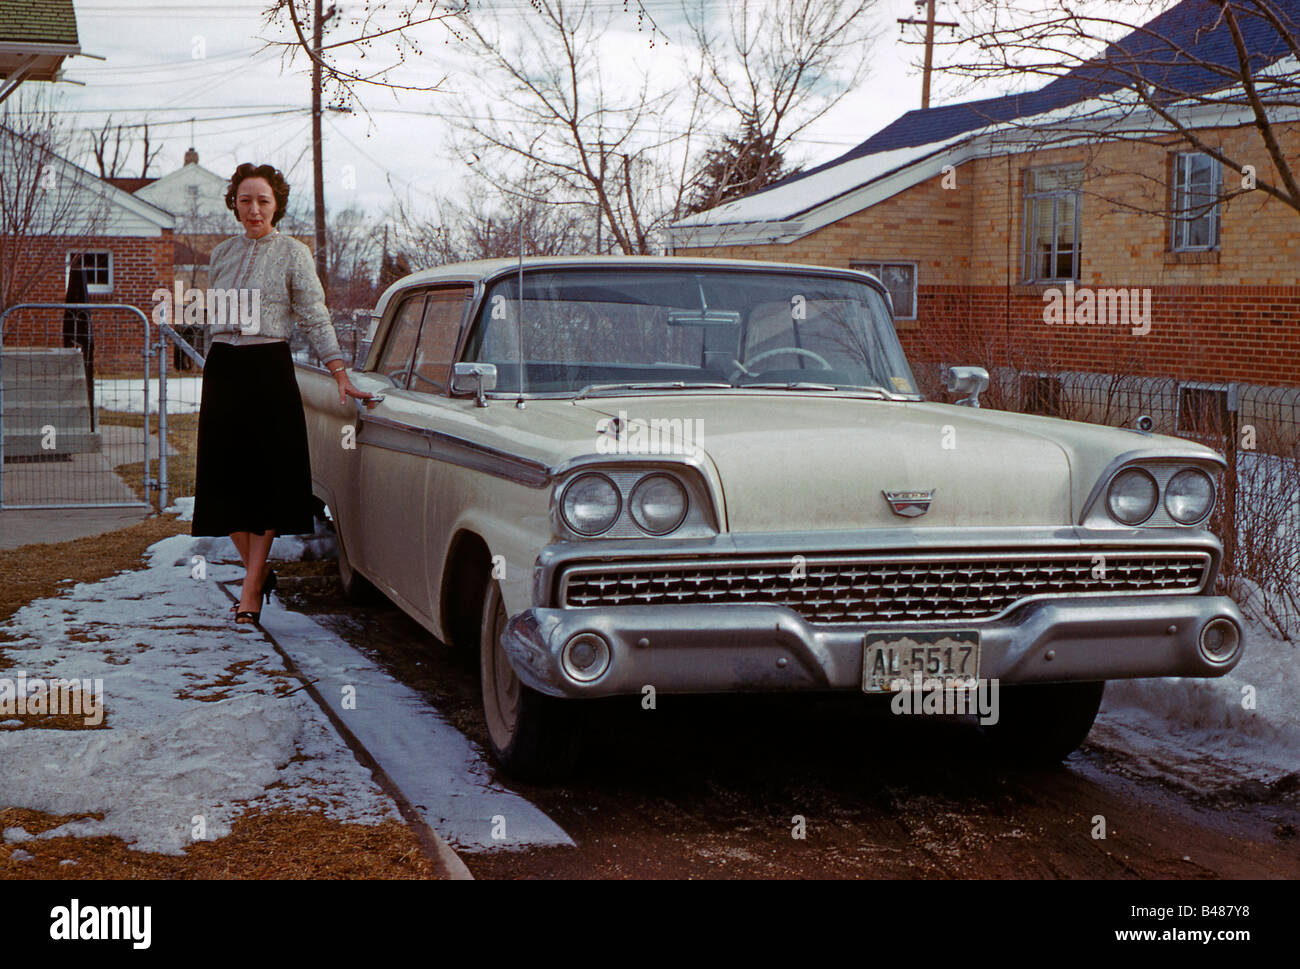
[551, 462, 719, 540]
[1085, 456, 1222, 529]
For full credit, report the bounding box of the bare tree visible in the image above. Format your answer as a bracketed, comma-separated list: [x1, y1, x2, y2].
[88, 116, 163, 180]
[682, 0, 879, 216]
[259, 0, 667, 109]
[0, 92, 110, 313]
[448, 0, 689, 254]
[324, 204, 379, 310]
[386, 178, 593, 269]
[935, 0, 1300, 218]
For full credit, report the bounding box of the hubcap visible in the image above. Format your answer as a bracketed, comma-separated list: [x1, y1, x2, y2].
[484, 588, 521, 751]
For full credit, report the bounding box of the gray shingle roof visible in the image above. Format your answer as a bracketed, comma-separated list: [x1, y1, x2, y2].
[0, 0, 79, 46]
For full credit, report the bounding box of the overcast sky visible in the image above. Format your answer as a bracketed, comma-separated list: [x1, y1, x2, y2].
[41, 0, 1044, 226]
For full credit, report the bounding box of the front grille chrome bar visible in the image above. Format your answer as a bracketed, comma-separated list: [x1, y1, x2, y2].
[559, 549, 1213, 625]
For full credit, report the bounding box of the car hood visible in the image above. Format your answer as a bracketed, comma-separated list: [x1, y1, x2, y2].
[564, 394, 1080, 530]
[563, 393, 1224, 532]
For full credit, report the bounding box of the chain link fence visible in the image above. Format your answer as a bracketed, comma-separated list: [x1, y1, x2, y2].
[917, 364, 1300, 635]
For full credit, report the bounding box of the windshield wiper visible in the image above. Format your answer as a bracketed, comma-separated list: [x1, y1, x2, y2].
[741, 381, 839, 391]
[573, 381, 733, 400]
[741, 381, 889, 397]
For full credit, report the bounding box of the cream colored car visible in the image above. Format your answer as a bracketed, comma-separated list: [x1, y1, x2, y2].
[297, 256, 1243, 779]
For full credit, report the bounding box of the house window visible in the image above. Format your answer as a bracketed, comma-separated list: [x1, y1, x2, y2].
[1021, 167, 1082, 282]
[68, 251, 112, 294]
[1171, 153, 1221, 251]
[1020, 373, 1065, 417]
[849, 261, 916, 319]
[1177, 383, 1236, 439]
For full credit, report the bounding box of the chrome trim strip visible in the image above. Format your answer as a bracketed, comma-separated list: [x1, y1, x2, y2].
[357, 411, 551, 486]
[555, 548, 1214, 626]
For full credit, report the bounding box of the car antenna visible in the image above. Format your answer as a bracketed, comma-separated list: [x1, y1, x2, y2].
[516, 213, 527, 410]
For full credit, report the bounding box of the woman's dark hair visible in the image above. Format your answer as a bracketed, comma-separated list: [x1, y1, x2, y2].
[224, 163, 290, 226]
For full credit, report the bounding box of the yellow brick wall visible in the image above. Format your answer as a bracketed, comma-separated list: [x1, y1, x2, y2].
[678, 125, 1300, 289]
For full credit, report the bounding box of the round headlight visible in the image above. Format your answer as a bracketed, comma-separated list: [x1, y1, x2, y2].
[629, 474, 688, 535]
[560, 474, 621, 535]
[1165, 468, 1215, 524]
[1106, 468, 1158, 525]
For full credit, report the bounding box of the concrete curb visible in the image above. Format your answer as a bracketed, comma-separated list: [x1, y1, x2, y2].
[219, 581, 474, 880]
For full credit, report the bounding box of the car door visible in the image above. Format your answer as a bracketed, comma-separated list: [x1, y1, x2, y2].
[356, 285, 473, 621]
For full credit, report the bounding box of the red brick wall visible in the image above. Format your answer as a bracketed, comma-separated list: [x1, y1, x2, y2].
[2, 232, 174, 372]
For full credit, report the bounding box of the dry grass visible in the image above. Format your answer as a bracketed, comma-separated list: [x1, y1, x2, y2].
[0, 806, 438, 879]
[0, 515, 191, 636]
[97, 410, 200, 511]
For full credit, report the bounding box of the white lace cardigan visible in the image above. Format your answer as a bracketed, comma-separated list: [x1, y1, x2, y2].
[206, 230, 344, 367]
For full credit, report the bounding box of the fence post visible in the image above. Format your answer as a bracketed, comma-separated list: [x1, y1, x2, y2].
[158, 333, 169, 511]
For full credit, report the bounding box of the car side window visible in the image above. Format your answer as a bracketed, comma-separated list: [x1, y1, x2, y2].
[375, 292, 426, 389]
[409, 287, 472, 395]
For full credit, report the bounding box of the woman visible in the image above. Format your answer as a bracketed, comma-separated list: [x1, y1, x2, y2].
[191, 162, 372, 624]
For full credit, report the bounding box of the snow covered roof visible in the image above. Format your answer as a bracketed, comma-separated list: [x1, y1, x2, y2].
[671, 0, 1300, 246]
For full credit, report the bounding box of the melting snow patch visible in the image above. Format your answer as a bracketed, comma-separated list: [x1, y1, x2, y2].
[1093, 614, 1300, 793]
[0, 534, 400, 855]
[0, 529, 568, 855]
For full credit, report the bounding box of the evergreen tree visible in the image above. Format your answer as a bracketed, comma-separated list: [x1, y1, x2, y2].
[686, 117, 800, 214]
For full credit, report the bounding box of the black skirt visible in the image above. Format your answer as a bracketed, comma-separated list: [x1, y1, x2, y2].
[190, 341, 317, 537]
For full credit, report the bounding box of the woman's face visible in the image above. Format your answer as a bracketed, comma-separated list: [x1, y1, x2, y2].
[235, 176, 277, 238]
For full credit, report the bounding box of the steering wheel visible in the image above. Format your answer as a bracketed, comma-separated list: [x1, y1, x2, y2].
[730, 346, 833, 381]
[384, 367, 445, 393]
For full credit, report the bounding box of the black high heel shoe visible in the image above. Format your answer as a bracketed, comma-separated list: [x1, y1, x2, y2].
[231, 570, 277, 618]
[234, 610, 260, 625]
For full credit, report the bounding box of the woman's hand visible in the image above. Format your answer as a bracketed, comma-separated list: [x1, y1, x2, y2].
[333, 368, 375, 406]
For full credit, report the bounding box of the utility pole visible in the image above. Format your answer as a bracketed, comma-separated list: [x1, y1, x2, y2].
[312, 1, 335, 279]
[897, 0, 959, 110]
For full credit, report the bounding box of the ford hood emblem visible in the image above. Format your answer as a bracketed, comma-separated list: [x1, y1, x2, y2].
[883, 489, 935, 517]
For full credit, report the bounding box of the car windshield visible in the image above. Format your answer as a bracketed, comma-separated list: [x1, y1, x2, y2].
[462, 267, 920, 396]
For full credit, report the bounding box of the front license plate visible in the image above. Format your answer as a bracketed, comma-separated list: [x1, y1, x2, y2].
[861, 629, 982, 693]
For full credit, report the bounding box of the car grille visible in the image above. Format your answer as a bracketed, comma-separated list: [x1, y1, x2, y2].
[559, 550, 1212, 624]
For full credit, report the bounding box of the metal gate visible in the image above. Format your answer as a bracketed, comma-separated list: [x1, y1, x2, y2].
[0, 302, 156, 509]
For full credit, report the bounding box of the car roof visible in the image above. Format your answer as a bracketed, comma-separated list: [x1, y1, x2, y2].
[372, 254, 883, 318]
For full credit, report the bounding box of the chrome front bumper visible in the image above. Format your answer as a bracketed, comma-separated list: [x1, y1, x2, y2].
[500, 595, 1245, 698]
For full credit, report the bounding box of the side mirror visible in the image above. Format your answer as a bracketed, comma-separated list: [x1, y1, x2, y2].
[944, 365, 989, 408]
[452, 362, 498, 407]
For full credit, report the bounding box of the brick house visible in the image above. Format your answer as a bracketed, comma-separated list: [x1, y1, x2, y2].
[1, 128, 174, 371]
[669, 0, 1300, 435]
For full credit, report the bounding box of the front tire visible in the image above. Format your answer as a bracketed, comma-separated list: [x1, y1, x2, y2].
[479, 579, 581, 781]
[981, 681, 1105, 765]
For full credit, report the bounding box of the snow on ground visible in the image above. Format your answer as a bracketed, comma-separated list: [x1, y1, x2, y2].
[1091, 613, 1300, 794]
[0, 528, 570, 855]
[0, 532, 399, 854]
[94, 377, 203, 415]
